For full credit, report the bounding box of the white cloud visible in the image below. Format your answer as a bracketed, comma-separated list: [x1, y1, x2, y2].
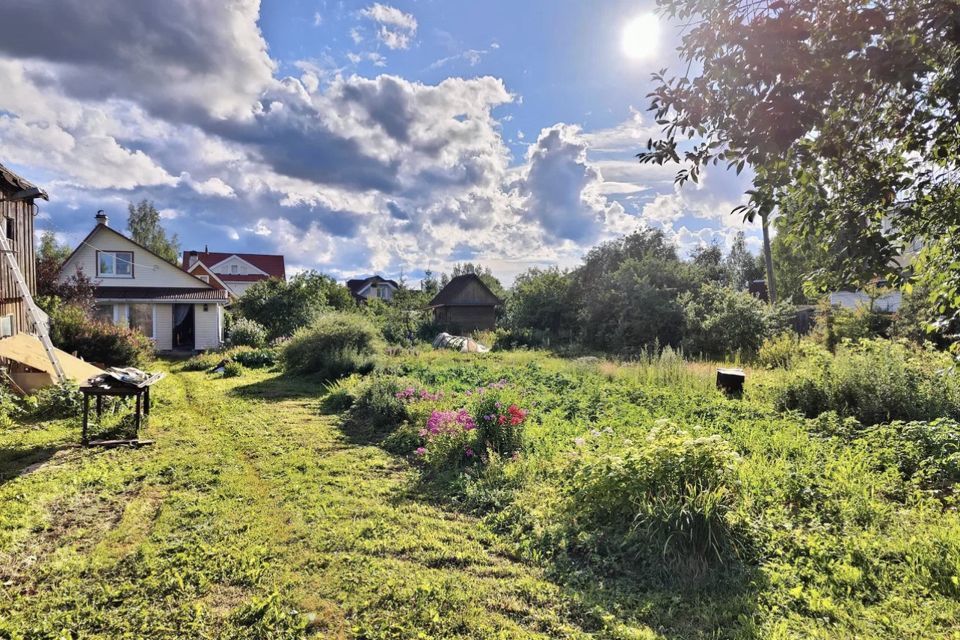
[360, 3, 417, 50]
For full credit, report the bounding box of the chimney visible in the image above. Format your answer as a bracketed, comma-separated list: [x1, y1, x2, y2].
[188, 250, 198, 267]
[95, 210, 109, 226]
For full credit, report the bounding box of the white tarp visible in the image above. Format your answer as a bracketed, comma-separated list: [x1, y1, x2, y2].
[432, 332, 489, 353]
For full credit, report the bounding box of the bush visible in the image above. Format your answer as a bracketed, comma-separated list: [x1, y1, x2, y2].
[182, 352, 224, 371]
[571, 421, 743, 569]
[348, 376, 409, 431]
[680, 283, 781, 359]
[471, 390, 527, 456]
[228, 318, 268, 348]
[282, 313, 380, 379]
[222, 361, 244, 378]
[774, 339, 960, 425]
[235, 271, 353, 340]
[50, 304, 153, 366]
[25, 382, 83, 419]
[233, 347, 279, 369]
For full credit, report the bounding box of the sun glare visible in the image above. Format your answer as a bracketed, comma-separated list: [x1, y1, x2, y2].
[621, 13, 661, 61]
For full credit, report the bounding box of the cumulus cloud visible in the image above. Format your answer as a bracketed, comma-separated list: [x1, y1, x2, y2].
[360, 3, 417, 50]
[514, 125, 632, 243]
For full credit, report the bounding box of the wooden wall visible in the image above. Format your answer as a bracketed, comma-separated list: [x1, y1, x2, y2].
[433, 306, 497, 334]
[0, 180, 38, 335]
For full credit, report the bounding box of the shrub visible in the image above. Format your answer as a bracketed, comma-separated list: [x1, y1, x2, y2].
[25, 382, 83, 419]
[182, 352, 224, 372]
[774, 339, 960, 425]
[863, 419, 960, 491]
[222, 361, 244, 378]
[471, 390, 527, 456]
[233, 347, 279, 369]
[50, 304, 153, 366]
[571, 421, 743, 569]
[348, 376, 409, 431]
[282, 313, 380, 379]
[680, 283, 779, 359]
[416, 408, 478, 472]
[228, 318, 268, 348]
[235, 271, 353, 340]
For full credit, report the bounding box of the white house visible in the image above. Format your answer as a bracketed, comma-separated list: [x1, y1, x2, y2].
[346, 275, 400, 303]
[182, 250, 286, 298]
[829, 289, 902, 313]
[57, 212, 228, 351]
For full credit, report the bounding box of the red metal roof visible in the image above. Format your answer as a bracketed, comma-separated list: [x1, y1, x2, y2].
[182, 251, 286, 280]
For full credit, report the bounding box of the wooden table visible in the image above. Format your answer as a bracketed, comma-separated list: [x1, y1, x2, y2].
[80, 381, 155, 447]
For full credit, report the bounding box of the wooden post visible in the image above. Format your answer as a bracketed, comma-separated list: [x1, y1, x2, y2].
[716, 368, 746, 396]
[96, 395, 103, 420]
[134, 392, 142, 433]
[144, 387, 150, 415]
[82, 392, 90, 446]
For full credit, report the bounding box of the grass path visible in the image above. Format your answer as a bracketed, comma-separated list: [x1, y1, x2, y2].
[0, 367, 594, 639]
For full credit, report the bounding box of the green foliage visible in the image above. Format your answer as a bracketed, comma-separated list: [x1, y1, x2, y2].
[348, 376, 409, 431]
[811, 299, 891, 351]
[571, 422, 743, 569]
[232, 347, 279, 369]
[641, 0, 960, 326]
[49, 303, 153, 366]
[127, 200, 179, 264]
[236, 271, 353, 340]
[22, 382, 83, 419]
[471, 390, 526, 457]
[222, 361, 244, 378]
[680, 282, 778, 359]
[282, 312, 379, 379]
[227, 317, 268, 348]
[505, 267, 575, 339]
[774, 339, 960, 425]
[756, 332, 819, 369]
[362, 289, 437, 345]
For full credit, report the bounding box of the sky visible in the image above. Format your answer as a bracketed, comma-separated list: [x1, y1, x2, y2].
[0, 0, 759, 285]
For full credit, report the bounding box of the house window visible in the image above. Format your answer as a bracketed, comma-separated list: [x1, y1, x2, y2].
[93, 305, 114, 324]
[127, 304, 155, 339]
[230, 264, 239, 274]
[5, 218, 14, 243]
[198, 275, 210, 283]
[377, 286, 388, 299]
[97, 251, 134, 278]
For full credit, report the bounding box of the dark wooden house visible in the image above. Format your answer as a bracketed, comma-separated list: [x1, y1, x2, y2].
[0, 162, 45, 337]
[428, 273, 502, 333]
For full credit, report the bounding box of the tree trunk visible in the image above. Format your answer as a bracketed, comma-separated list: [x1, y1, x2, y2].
[761, 212, 777, 304]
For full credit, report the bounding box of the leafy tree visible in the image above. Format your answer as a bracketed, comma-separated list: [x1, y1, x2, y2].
[235, 271, 353, 339]
[639, 0, 960, 316]
[680, 283, 783, 359]
[36, 230, 72, 299]
[572, 229, 696, 352]
[506, 267, 576, 336]
[723, 232, 764, 291]
[690, 243, 725, 286]
[127, 200, 180, 264]
[420, 270, 439, 296]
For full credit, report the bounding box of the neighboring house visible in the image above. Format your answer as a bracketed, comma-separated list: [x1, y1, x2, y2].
[428, 273, 502, 333]
[0, 162, 45, 337]
[57, 212, 228, 351]
[182, 249, 286, 298]
[347, 275, 399, 303]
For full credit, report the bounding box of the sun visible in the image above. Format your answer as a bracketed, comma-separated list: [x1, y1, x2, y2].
[621, 13, 661, 61]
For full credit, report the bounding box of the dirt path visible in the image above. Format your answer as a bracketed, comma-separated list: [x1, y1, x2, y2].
[0, 368, 592, 638]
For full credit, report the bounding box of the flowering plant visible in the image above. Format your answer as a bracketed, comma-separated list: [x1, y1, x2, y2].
[472, 391, 528, 456]
[415, 408, 478, 470]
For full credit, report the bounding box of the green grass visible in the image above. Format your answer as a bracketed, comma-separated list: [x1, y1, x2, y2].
[0, 363, 601, 638]
[2, 348, 959, 639]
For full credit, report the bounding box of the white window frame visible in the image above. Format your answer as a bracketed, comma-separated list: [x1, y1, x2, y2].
[197, 275, 210, 283]
[97, 251, 134, 278]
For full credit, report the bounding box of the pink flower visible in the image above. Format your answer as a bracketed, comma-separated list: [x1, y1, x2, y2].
[465, 447, 475, 458]
[415, 447, 427, 456]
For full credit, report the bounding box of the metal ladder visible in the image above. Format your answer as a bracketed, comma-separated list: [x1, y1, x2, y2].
[0, 233, 65, 382]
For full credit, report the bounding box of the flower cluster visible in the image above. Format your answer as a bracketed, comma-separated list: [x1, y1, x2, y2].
[420, 408, 476, 439]
[482, 404, 527, 427]
[395, 386, 444, 403]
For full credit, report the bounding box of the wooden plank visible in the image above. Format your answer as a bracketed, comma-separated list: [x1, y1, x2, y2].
[86, 439, 155, 448]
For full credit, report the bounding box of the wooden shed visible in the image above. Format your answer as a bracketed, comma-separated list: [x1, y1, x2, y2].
[428, 273, 502, 334]
[0, 162, 45, 337]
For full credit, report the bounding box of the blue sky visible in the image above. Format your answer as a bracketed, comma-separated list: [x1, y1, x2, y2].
[0, 0, 758, 284]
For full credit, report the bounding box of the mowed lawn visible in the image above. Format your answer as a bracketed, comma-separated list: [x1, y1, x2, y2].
[0, 366, 591, 639]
